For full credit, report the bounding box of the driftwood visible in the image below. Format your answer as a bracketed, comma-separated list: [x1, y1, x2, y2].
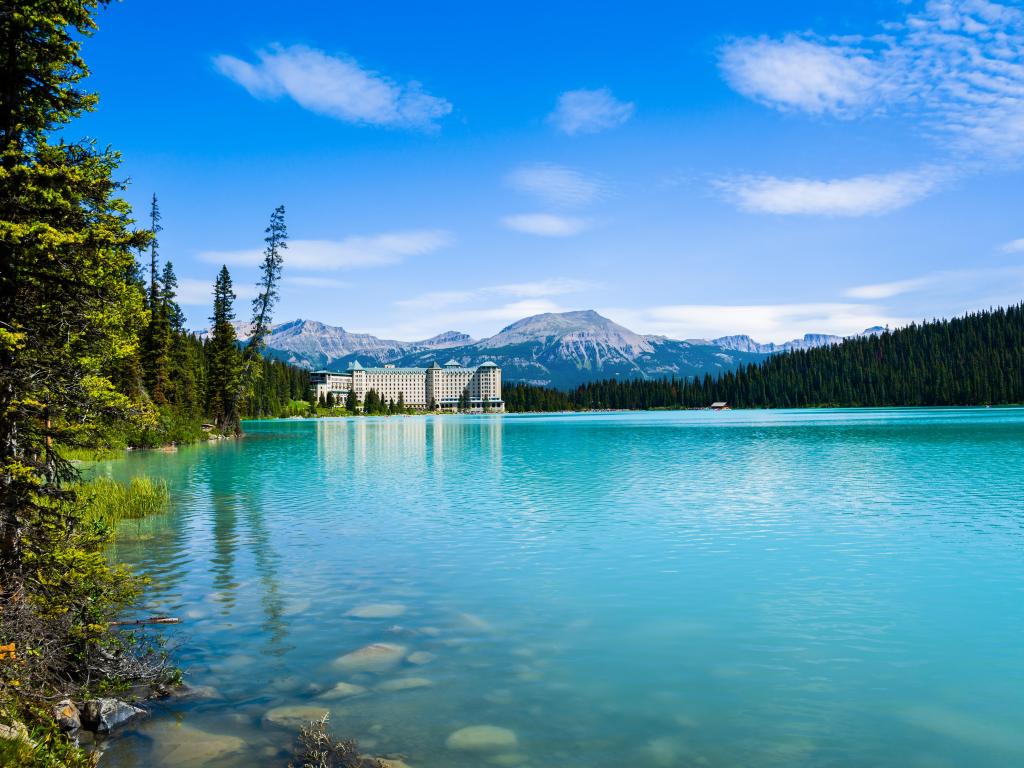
[109, 617, 180, 627]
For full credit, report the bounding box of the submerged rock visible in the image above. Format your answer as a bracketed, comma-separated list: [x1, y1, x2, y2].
[81, 698, 146, 733]
[333, 643, 407, 673]
[406, 651, 436, 665]
[345, 603, 406, 619]
[375, 677, 433, 693]
[487, 754, 529, 766]
[456, 612, 494, 632]
[146, 721, 246, 766]
[262, 705, 330, 730]
[368, 758, 414, 768]
[316, 681, 368, 700]
[175, 683, 222, 700]
[446, 725, 519, 752]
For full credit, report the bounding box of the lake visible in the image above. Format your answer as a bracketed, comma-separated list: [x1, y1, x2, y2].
[96, 408, 1024, 767]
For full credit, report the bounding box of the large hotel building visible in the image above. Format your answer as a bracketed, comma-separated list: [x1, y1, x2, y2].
[310, 360, 503, 411]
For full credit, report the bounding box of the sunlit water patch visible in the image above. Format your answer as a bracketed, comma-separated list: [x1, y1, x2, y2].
[94, 409, 1024, 767]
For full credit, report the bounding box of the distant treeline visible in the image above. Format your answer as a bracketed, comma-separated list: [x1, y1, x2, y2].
[503, 303, 1024, 412]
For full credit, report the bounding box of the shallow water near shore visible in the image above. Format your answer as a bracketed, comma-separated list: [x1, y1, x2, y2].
[94, 408, 1024, 767]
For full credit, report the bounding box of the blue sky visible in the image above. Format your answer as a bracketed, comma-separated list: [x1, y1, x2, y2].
[76, 0, 1024, 342]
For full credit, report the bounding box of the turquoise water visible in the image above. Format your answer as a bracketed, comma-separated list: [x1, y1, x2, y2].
[96, 409, 1024, 767]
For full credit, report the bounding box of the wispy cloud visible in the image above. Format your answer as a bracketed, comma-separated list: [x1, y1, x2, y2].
[719, 2, 1024, 161]
[397, 278, 596, 310]
[369, 299, 568, 341]
[505, 163, 603, 207]
[999, 237, 1024, 254]
[715, 168, 946, 216]
[610, 302, 907, 343]
[198, 231, 452, 271]
[547, 88, 635, 134]
[488, 278, 597, 297]
[213, 44, 452, 129]
[846, 264, 1024, 300]
[720, 36, 882, 116]
[501, 213, 589, 236]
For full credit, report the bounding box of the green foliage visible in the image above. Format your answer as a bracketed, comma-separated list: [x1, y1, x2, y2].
[77, 476, 169, 530]
[1, 0, 150, 580]
[504, 304, 1024, 411]
[0, 5, 178, 764]
[1, 702, 97, 767]
[206, 266, 241, 430]
[243, 357, 311, 418]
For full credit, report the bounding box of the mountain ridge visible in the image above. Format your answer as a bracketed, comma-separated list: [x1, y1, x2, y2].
[213, 310, 884, 389]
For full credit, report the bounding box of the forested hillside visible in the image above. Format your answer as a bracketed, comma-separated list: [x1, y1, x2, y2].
[93, 196, 310, 448]
[504, 304, 1024, 411]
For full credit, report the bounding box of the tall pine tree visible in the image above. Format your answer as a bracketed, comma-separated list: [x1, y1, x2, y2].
[207, 266, 241, 429]
[0, 1, 150, 578]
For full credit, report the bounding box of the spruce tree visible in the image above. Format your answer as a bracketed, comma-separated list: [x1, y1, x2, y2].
[207, 266, 241, 429]
[0, 1, 150, 578]
[224, 205, 287, 430]
[141, 193, 172, 404]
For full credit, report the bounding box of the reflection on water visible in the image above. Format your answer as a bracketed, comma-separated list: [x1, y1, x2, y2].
[98, 410, 1024, 767]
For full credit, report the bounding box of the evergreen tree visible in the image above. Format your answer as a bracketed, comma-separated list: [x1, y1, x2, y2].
[0, 0, 150, 577]
[326, 392, 335, 407]
[226, 205, 287, 431]
[346, 390, 358, 412]
[501, 304, 1024, 413]
[141, 193, 172, 404]
[161, 260, 186, 332]
[206, 266, 241, 429]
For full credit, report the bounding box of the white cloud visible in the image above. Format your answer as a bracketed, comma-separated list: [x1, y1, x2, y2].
[397, 278, 595, 310]
[369, 299, 567, 341]
[176, 277, 257, 307]
[845, 276, 936, 300]
[719, 2, 1024, 160]
[846, 264, 1024, 300]
[610, 302, 907, 343]
[999, 237, 1024, 253]
[213, 44, 451, 129]
[720, 36, 881, 116]
[198, 230, 452, 270]
[487, 278, 597, 298]
[389, 279, 596, 337]
[505, 163, 603, 207]
[715, 168, 944, 216]
[501, 213, 589, 236]
[547, 88, 635, 134]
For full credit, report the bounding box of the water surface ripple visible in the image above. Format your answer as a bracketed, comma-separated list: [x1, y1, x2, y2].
[98, 408, 1024, 767]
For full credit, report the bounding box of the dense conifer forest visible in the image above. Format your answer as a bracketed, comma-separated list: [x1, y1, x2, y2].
[503, 304, 1024, 412]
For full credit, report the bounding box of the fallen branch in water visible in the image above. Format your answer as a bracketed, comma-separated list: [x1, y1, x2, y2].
[109, 617, 180, 627]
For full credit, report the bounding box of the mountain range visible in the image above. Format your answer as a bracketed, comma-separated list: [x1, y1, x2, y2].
[218, 310, 884, 389]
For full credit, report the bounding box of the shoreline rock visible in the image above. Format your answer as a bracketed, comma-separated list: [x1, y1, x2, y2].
[80, 698, 146, 734]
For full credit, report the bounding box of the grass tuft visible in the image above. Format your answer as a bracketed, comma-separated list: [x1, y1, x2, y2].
[77, 476, 170, 529]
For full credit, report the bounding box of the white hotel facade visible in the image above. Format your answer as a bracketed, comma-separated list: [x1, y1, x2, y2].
[310, 360, 503, 411]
